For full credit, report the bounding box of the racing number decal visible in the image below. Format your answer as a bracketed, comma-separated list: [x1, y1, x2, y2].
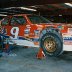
[10, 27, 19, 39]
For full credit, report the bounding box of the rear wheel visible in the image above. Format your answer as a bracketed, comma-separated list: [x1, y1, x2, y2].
[40, 28, 63, 57]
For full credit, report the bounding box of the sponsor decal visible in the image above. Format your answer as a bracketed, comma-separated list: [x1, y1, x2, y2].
[68, 28, 72, 33]
[24, 28, 30, 34]
[34, 30, 40, 36]
[64, 40, 72, 45]
[24, 28, 30, 37]
[63, 37, 72, 45]
[64, 37, 72, 40]
[62, 33, 72, 37]
[63, 33, 72, 45]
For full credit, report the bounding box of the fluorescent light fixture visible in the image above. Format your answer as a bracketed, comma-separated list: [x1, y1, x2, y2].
[30, 6, 37, 8]
[4, 7, 37, 11]
[59, 14, 62, 16]
[20, 7, 37, 11]
[4, 7, 16, 9]
[65, 3, 72, 7]
[0, 14, 7, 16]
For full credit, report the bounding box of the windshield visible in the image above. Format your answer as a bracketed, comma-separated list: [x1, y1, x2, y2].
[27, 15, 51, 24]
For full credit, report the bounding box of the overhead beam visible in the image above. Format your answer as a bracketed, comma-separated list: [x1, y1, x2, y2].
[0, 0, 72, 8]
[0, 8, 36, 15]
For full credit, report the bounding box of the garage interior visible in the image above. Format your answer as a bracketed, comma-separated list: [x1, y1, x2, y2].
[0, 0, 72, 23]
[0, 0, 72, 72]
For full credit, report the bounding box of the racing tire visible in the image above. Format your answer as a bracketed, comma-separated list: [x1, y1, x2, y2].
[39, 28, 63, 57]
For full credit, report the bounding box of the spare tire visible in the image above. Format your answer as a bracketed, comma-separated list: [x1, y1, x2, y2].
[39, 28, 63, 57]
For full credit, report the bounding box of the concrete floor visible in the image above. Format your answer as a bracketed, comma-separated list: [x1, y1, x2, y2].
[0, 46, 72, 72]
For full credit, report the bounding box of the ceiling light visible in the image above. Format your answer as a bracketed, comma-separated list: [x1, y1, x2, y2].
[30, 6, 37, 8]
[4, 7, 37, 11]
[20, 7, 37, 11]
[0, 14, 7, 16]
[4, 7, 16, 10]
[65, 3, 72, 7]
[59, 14, 62, 16]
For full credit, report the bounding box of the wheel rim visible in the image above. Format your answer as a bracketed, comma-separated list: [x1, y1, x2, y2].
[44, 37, 56, 53]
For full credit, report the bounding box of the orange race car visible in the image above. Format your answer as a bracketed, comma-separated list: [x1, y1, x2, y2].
[0, 14, 72, 57]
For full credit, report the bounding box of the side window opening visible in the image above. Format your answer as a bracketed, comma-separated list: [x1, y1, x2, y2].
[28, 15, 51, 24]
[11, 16, 26, 25]
[1, 17, 9, 25]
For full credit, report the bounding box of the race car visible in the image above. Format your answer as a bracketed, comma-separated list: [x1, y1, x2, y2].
[0, 14, 72, 57]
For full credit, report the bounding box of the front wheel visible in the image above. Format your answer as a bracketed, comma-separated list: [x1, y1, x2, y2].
[40, 28, 63, 57]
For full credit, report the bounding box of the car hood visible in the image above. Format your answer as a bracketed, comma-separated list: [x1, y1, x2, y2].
[36, 23, 64, 28]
